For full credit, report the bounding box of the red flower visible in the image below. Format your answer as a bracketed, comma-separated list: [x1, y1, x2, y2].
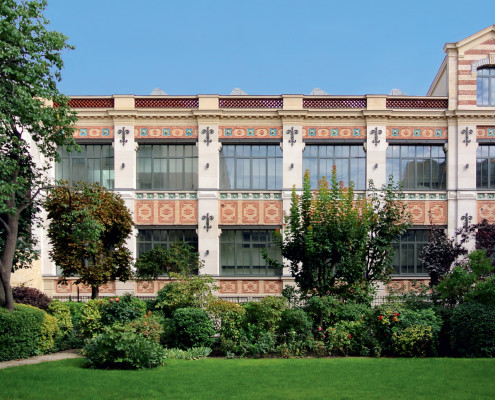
[392, 317, 397, 322]
[378, 315, 383, 321]
[115, 297, 119, 302]
[109, 298, 114, 302]
[347, 334, 352, 339]
[318, 326, 322, 331]
[394, 313, 400, 317]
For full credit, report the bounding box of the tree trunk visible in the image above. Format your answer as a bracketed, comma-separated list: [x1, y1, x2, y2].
[0, 214, 19, 311]
[91, 285, 99, 299]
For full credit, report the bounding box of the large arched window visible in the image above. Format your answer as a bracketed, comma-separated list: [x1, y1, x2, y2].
[477, 66, 495, 106]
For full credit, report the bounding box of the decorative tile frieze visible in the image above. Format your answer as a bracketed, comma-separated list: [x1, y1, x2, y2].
[135, 200, 197, 225]
[477, 126, 495, 138]
[401, 193, 447, 200]
[134, 126, 198, 139]
[219, 200, 282, 225]
[302, 126, 367, 139]
[219, 126, 283, 139]
[386, 127, 447, 139]
[74, 126, 114, 139]
[135, 192, 197, 200]
[477, 193, 495, 200]
[219, 193, 282, 200]
[403, 201, 447, 225]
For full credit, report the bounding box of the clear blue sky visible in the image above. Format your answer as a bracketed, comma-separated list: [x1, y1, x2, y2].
[45, 0, 495, 96]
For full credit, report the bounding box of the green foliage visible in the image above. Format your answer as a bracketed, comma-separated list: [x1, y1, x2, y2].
[243, 296, 286, 332]
[0, 0, 77, 310]
[305, 296, 370, 331]
[83, 325, 166, 369]
[207, 299, 246, 353]
[0, 303, 45, 360]
[45, 182, 134, 298]
[169, 307, 215, 349]
[268, 170, 410, 299]
[135, 242, 203, 279]
[100, 295, 146, 326]
[12, 286, 52, 310]
[236, 324, 278, 357]
[276, 309, 314, 357]
[47, 300, 73, 337]
[162, 347, 212, 360]
[437, 250, 495, 306]
[64, 300, 85, 328]
[79, 299, 105, 338]
[39, 312, 59, 353]
[125, 312, 164, 344]
[391, 325, 434, 357]
[450, 301, 495, 357]
[155, 273, 217, 318]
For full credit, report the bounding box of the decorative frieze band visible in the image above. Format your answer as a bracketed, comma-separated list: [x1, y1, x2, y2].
[218, 126, 283, 139]
[398, 193, 447, 200]
[219, 192, 282, 200]
[477, 127, 495, 138]
[135, 200, 197, 225]
[136, 192, 197, 200]
[403, 200, 447, 225]
[302, 126, 367, 139]
[134, 126, 198, 139]
[74, 126, 114, 139]
[219, 200, 282, 225]
[386, 127, 447, 140]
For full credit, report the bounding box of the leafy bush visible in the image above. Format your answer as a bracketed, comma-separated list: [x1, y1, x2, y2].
[12, 286, 51, 310]
[155, 273, 217, 318]
[162, 347, 211, 360]
[170, 308, 215, 349]
[125, 312, 164, 344]
[237, 324, 277, 357]
[391, 325, 434, 357]
[450, 301, 495, 357]
[100, 294, 146, 326]
[305, 296, 369, 332]
[83, 325, 166, 369]
[0, 304, 45, 361]
[243, 296, 286, 332]
[208, 299, 246, 342]
[79, 299, 106, 338]
[64, 301, 85, 328]
[39, 313, 60, 353]
[48, 300, 73, 338]
[276, 308, 314, 357]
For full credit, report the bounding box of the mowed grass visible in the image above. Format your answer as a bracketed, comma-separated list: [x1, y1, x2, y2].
[1, 357, 494, 400]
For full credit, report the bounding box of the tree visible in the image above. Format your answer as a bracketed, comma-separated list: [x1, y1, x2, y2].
[135, 241, 202, 280]
[45, 182, 134, 299]
[267, 169, 410, 302]
[0, 0, 77, 310]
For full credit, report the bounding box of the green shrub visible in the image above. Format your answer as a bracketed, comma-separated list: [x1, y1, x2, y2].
[125, 312, 164, 344]
[12, 286, 51, 310]
[207, 299, 246, 349]
[238, 324, 277, 357]
[83, 325, 166, 369]
[48, 300, 73, 338]
[39, 313, 60, 353]
[243, 296, 286, 332]
[64, 301, 85, 328]
[276, 309, 313, 357]
[391, 325, 434, 357]
[162, 347, 211, 360]
[0, 304, 45, 361]
[100, 294, 146, 326]
[170, 308, 215, 349]
[155, 273, 217, 318]
[450, 301, 495, 357]
[79, 299, 106, 338]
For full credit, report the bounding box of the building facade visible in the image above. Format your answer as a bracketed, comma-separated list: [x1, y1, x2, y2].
[12, 26, 495, 298]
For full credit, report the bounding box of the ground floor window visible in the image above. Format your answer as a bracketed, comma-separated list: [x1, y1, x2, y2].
[136, 229, 197, 258]
[392, 229, 429, 275]
[220, 229, 282, 276]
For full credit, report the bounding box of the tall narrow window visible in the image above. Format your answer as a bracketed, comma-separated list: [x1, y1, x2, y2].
[386, 145, 446, 190]
[137, 144, 198, 190]
[219, 145, 282, 190]
[477, 145, 495, 189]
[392, 229, 429, 275]
[303, 145, 366, 189]
[220, 230, 281, 276]
[477, 66, 495, 106]
[56, 144, 114, 189]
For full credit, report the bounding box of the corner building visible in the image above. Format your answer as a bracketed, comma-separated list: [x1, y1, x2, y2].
[25, 26, 495, 298]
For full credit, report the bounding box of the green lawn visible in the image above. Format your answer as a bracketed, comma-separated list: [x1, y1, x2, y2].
[1, 358, 494, 400]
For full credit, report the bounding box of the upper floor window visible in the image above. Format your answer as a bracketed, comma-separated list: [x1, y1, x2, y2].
[386, 145, 446, 190]
[476, 145, 495, 189]
[136, 229, 197, 258]
[477, 66, 495, 106]
[220, 229, 282, 276]
[392, 229, 429, 275]
[303, 145, 366, 190]
[56, 144, 114, 189]
[220, 145, 282, 190]
[137, 144, 197, 190]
